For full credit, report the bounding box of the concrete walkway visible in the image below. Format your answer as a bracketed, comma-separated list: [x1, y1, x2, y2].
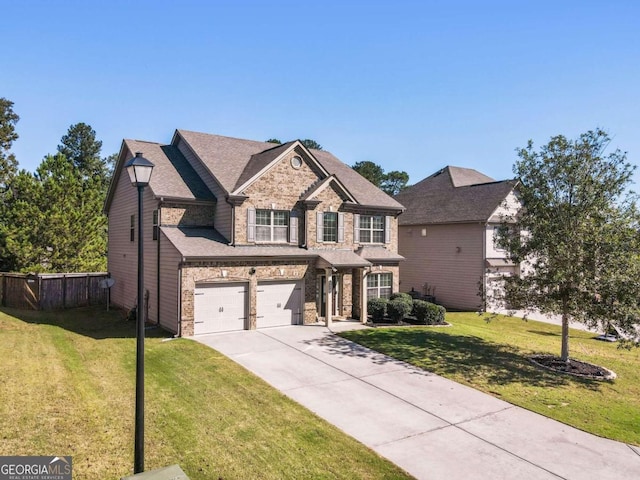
[194, 323, 640, 480]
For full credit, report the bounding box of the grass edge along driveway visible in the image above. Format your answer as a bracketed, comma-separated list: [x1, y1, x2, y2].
[339, 312, 640, 446]
[0, 307, 413, 480]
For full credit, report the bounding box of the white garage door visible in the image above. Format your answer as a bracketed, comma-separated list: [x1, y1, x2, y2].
[257, 281, 302, 328]
[194, 283, 247, 335]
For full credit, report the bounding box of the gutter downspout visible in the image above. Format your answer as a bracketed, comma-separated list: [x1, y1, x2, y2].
[156, 201, 162, 326]
[482, 222, 488, 312]
[177, 260, 184, 337]
[226, 198, 235, 246]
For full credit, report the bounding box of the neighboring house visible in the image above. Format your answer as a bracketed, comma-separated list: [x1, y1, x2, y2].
[395, 166, 520, 311]
[104, 130, 404, 336]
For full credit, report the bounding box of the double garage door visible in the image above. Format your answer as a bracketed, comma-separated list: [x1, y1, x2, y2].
[193, 281, 302, 335]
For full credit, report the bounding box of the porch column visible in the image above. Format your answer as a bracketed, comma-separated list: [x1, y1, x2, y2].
[325, 267, 333, 326]
[361, 268, 368, 324]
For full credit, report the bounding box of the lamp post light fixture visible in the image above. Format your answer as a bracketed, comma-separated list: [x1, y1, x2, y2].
[125, 152, 154, 474]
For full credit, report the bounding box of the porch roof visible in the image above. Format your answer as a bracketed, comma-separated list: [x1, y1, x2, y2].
[356, 245, 405, 263]
[314, 249, 372, 269]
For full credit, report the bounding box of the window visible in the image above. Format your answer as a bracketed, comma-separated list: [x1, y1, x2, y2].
[359, 215, 385, 243]
[152, 210, 159, 241]
[255, 209, 289, 242]
[367, 273, 392, 300]
[130, 215, 135, 242]
[323, 212, 338, 242]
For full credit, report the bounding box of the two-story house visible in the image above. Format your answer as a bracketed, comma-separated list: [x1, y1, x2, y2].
[395, 166, 520, 311]
[104, 130, 405, 336]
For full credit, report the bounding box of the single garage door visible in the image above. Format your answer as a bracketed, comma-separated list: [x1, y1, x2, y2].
[194, 282, 248, 334]
[257, 281, 302, 328]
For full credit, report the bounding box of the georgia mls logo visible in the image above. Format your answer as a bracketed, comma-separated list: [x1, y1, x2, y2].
[0, 456, 72, 480]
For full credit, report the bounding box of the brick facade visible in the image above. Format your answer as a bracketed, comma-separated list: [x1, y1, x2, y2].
[180, 260, 316, 336]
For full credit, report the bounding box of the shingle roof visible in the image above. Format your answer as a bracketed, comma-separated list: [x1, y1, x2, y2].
[356, 246, 405, 262]
[314, 249, 372, 268]
[176, 130, 404, 211]
[395, 166, 517, 225]
[233, 141, 295, 191]
[161, 227, 314, 259]
[123, 140, 215, 202]
[161, 227, 399, 266]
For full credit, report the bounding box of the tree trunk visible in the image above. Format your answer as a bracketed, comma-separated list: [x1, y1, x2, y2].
[560, 309, 570, 363]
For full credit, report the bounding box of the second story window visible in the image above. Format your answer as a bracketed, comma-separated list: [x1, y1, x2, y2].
[130, 215, 135, 242]
[358, 215, 384, 243]
[152, 210, 159, 241]
[316, 211, 344, 243]
[354, 214, 391, 244]
[323, 212, 338, 242]
[256, 209, 289, 242]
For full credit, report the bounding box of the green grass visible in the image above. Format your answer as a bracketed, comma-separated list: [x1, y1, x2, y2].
[0, 307, 412, 480]
[339, 312, 640, 446]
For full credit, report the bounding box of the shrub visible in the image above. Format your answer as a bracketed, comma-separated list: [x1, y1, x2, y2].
[412, 300, 429, 324]
[413, 300, 446, 325]
[387, 298, 412, 323]
[390, 292, 413, 307]
[368, 297, 388, 323]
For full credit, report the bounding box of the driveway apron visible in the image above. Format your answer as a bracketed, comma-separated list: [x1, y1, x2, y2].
[194, 325, 640, 480]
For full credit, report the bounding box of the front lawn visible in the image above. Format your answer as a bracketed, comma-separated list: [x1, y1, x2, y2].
[0, 307, 412, 480]
[339, 312, 640, 446]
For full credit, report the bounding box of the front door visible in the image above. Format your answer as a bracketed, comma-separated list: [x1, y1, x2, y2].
[318, 274, 339, 318]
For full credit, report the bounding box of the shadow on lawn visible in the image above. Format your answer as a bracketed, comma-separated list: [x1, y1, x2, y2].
[338, 329, 603, 391]
[301, 333, 432, 376]
[0, 305, 170, 340]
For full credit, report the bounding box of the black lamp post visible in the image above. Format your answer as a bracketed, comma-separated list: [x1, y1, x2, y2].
[124, 152, 154, 474]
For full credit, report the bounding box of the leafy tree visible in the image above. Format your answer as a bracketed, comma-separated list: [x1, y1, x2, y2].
[0, 98, 19, 190]
[381, 170, 409, 196]
[301, 139, 322, 150]
[351, 161, 409, 195]
[352, 161, 385, 187]
[0, 170, 44, 271]
[57, 122, 108, 185]
[35, 154, 107, 272]
[266, 138, 322, 150]
[493, 129, 640, 361]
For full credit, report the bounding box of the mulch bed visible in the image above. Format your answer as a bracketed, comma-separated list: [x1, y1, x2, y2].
[529, 354, 617, 380]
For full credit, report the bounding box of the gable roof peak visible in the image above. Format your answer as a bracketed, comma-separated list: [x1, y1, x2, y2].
[443, 165, 496, 187]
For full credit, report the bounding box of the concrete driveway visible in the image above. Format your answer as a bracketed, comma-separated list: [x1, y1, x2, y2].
[194, 323, 640, 480]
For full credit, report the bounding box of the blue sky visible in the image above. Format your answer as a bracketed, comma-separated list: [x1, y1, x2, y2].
[4, 0, 640, 186]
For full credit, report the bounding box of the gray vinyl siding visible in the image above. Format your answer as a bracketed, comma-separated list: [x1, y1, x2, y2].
[399, 223, 484, 311]
[175, 136, 232, 241]
[158, 230, 181, 333]
[107, 151, 139, 311]
[107, 155, 159, 314]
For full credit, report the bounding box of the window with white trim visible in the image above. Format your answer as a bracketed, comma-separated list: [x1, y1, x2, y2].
[256, 209, 289, 242]
[359, 215, 385, 243]
[367, 273, 392, 300]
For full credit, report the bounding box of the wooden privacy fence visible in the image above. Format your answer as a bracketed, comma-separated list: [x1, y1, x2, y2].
[0, 272, 110, 310]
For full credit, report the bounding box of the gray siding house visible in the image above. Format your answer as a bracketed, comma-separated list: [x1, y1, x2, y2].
[395, 166, 520, 311]
[105, 130, 404, 336]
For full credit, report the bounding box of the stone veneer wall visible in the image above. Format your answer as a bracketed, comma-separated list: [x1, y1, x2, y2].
[180, 259, 316, 336]
[235, 149, 322, 245]
[352, 265, 400, 320]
